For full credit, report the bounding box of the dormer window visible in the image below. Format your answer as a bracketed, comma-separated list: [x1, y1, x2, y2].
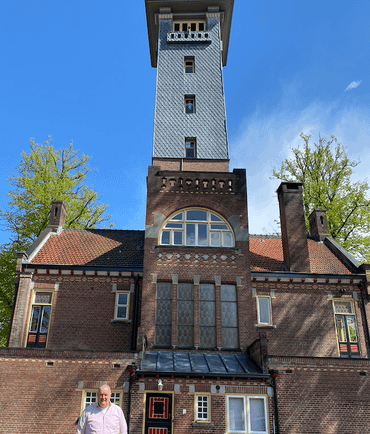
[159, 209, 234, 247]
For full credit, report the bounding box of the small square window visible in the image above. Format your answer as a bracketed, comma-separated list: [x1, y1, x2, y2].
[184, 57, 195, 73]
[185, 96, 195, 114]
[195, 394, 210, 421]
[115, 292, 129, 320]
[257, 297, 272, 325]
[185, 138, 196, 158]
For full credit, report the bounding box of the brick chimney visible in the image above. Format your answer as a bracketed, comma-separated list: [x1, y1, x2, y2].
[277, 182, 310, 272]
[49, 201, 66, 231]
[308, 209, 329, 241]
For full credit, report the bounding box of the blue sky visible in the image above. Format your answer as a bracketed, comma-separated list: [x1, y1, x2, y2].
[0, 0, 369, 246]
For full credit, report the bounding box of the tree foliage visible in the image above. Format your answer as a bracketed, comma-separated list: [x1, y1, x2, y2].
[0, 137, 112, 345]
[272, 133, 370, 261]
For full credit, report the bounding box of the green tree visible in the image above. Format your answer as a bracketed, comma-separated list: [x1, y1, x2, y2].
[272, 133, 370, 261]
[0, 137, 112, 345]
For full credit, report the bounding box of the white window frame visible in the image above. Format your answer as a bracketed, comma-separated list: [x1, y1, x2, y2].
[256, 297, 272, 326]
[159, 208, 234, 248]
[114, 292, 129, 320]
[81, 390, 122, 412]
[226, 395, 268, 434]
[195, 393, 211, 422]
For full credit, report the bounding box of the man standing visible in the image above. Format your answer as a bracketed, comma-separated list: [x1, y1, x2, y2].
[76, 384, 127, 434]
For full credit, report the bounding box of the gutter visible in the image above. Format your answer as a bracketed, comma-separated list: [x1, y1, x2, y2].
[134, 370, 269, 380]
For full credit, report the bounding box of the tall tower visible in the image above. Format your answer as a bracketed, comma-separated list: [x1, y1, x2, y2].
[141, 0, 254, 354]
[146, 0, 234, 172]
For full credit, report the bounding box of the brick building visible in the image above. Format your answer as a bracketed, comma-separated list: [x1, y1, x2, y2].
[2, 1, 370, 433]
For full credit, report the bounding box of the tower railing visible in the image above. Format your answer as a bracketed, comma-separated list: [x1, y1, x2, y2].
[167, 31, 212, 44]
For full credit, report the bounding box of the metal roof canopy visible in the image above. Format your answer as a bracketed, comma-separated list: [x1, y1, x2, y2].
[145, 0, 235, 67]
[138, 351, 269, 379]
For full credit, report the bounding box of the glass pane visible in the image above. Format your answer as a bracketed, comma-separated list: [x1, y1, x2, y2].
[347, 316, 358, 342]
[228, 397, 245, 431]
[199, 284, 215, 301]
[222, 232, 233, 247]
[221, 285, 237, 302]
[186, 224, 196, 245]
[156, 300, 172, 324]
[200, 301, 215, 326]
[34, 292, 52, 304]
[186, 210, 207, 221]
[177, 325, 194, 347]
[186, 148, 195, 158]
[157, 282, 172, 300]
[198, 224, 208, 246]
[165, 223, 183, 229]
[221, 303, 238, 326]
[199, 326, 216, 348]
[210, 232, 220, 247]
[210, 213, 222, 222]
[173, 231, 183, 245]
[117, 307, 127, 319]
[210, 224, 228, 230]
[161, 231, 170, 245]
[334, 301, 353, 314]
[258, 298, 270, 324]
[249, 398, 266, 432]
[29, 306, 41, 332]
[199, 22, 205, 31]
[40, 306, 50, 333]
[178, 283, 193, 300]
[171, 213, 183, 221]
[197, 396, 208, 420]
[118, 293, 128, 305]
[155, 325, 171, 346]
[336, 316, 347, 342]
[222, 327, 239, 349]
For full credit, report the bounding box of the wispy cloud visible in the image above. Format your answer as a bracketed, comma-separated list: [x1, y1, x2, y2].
[345, 80, 362, 91]
[229, 82, 370, 235]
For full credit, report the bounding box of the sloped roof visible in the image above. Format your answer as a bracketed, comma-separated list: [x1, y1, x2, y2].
[139, 351, 267, 378]
[29, 228, 356, 275]
[249, 235, 355, 275]
[30, 229, 144, 269]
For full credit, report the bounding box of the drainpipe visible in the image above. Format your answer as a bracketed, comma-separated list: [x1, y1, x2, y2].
[268, 370, 280, 434]
[127, 364, 137, 434]
[359, 282, 370, 358]
[131, 275, 141, 351]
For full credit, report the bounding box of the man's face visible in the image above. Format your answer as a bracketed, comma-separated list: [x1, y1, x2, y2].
[98, 387, 111, 408]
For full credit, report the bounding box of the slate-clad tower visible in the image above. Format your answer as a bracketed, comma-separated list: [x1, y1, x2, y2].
[147, 0, 234, 172]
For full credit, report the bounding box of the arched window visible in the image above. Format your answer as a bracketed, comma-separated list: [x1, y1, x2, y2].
[159, 209, 234, 247]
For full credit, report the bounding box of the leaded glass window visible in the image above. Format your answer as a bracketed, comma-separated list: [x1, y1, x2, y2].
[221, 285, 239, 348]
[177, 283, 194, 347]
[199, 284, 216, 348]
[155, 283, 172, 346]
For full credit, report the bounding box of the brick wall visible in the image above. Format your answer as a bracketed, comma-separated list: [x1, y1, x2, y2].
[9, 274, 140, 352]
[269, 356, 370, 434]
[0, 348, 134, 434]
[253, 281, 369, 359]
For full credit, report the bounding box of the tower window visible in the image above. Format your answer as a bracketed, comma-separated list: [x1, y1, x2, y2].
[185, 138, 196, 158]
[185, 96, 195, 114]
[173, 21, 205, 32]
[184, 57, 195, 73]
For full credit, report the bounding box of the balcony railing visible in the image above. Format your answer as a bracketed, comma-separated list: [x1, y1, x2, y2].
[167, 31, 211, 44]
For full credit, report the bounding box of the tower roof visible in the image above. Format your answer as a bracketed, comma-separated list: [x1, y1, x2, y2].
[145, 0, 234, 67]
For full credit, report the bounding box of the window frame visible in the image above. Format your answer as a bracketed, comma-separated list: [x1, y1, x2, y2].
[80, 389, 123, 413]
[226, 395, 268, 434]
[26, 290, 54, 348]
[159, 208, 234, 248]
[184, 57, 195, 73]
[256, 296, 272, 326]
[185, 138, 196, 158]
[114, 291, 130, 321]
[173, 21, 205, 32]
[185, 95, 195, 114]
[194, 393, 211, 422]
[333, 299, 360, 358]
